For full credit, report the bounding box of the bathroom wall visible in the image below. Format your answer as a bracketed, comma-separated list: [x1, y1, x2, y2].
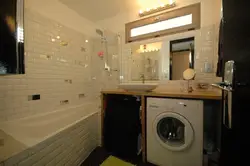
[25, 0, 102, 37]
[0, 8, 102, 121]
[0, 1, 119, 164]
[122, 27, 221, 84]
[97, 0, 221, 33]
[97, 0, 222, 90]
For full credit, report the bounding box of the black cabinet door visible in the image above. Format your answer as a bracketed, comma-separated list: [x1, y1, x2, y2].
[220, 0, 250, 165]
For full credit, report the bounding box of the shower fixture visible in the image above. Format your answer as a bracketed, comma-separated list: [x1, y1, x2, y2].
[96, 29, 110, 71]
[96, 29, 103, 36]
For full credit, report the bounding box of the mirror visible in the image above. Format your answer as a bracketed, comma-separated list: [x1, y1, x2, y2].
[129, 37, 195, 82]
[131, 42, 161, 81]
[170, 37, 194, 80]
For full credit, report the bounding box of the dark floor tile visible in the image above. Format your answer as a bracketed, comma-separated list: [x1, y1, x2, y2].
[137, 161, 157, 166]
[81, 147, 110, 166]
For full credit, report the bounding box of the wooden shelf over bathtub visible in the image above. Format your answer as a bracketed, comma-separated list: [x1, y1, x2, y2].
[100, 89, 222, 162]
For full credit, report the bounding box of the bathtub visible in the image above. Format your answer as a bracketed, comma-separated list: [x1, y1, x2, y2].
[0, 103, 99, 163]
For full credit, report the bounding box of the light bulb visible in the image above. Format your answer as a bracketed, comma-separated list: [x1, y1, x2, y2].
[169, 0, 175, 5]
[146, 8, 150, 12]
[85, 40, 89, 43]
[51, 38, 56, 42]
[56, 36, 60, 39]
[161, 4, 165, 7]
[139, 10, 143, 14]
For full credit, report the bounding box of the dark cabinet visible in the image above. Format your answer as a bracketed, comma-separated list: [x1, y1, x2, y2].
[103, 95, 141, 160]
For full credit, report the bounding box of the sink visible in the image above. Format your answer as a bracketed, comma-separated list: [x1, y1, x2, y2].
[118, 83, 158, 92]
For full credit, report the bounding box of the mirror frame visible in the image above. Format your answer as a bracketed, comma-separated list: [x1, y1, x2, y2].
[125, 3, 200, 43]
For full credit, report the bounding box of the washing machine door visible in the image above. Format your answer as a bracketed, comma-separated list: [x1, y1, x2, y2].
[153, 112, 194, 151]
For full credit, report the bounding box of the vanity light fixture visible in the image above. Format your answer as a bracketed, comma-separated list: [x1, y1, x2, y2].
[17, 27, 24, 43]
[138, 0, 176, 17]
[141, 48, 160, 53]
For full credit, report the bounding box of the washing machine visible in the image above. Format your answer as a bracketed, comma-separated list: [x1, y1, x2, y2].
[147, 98, 203, 166]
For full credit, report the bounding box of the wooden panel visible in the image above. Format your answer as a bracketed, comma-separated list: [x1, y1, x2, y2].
[101, 89, 222, 100]
[141, 96, 146, 162]
[125, 3, 201, 43]
[100, 89, 221, 162]
[101, 94, 107, 147]
[172, 51, 190, 80]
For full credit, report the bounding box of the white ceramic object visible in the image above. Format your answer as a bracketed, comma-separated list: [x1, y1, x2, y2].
[118, 83, 158, 92]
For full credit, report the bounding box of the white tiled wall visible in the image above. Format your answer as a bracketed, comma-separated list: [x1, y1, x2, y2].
[3, 113, 98, 166]
[0, 8, 117, 121]
[120, 23, 222, 90]
[0, 7, 118, 165]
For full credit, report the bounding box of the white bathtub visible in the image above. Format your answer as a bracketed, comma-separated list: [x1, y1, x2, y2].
[0, 103, 99, 162]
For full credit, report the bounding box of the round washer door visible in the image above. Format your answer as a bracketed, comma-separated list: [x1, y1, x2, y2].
[153, 112, 194, 151]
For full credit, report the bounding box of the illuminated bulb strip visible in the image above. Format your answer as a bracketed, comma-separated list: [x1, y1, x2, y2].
[142, 49, 160, 53]
[131, 14, 192, 37]
[17, 27, 24, 43]
[139, 2, 176, 17]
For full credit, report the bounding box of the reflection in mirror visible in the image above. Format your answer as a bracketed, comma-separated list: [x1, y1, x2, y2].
[131, 42, 161, 81]
[170, 37, 194, 80]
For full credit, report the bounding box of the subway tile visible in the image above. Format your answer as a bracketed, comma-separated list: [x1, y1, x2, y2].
[4, 148, 30, 166]
[1, 4, 115, 165]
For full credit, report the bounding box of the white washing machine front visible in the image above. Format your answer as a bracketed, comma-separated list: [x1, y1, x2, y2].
[153, 112, 194, 152]
[147, 98, 203, 166]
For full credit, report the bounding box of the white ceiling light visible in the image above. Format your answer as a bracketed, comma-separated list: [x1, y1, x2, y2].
[169, 0, 175, 5]
[131, 14, 192, 37]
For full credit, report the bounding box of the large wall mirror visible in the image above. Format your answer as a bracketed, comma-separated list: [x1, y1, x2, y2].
[130, 42, 161, 81]
[129, 35, 195, 82]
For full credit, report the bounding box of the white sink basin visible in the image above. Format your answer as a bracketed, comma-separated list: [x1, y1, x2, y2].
[118, 83, 158, 92]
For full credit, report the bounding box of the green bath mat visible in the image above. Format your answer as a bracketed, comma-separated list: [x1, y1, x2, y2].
[101, 156, 135, 166]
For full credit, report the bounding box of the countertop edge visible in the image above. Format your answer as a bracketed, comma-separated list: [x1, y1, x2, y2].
[101, 90, 222, 100]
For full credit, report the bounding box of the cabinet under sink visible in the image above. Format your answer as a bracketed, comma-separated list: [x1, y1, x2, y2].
[103, 95, 142, 160]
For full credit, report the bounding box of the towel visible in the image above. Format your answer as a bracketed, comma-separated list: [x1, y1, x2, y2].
[101, 156, 135, 166]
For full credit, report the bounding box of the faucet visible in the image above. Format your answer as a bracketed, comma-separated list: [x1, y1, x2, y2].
[140, 74, 145, 84]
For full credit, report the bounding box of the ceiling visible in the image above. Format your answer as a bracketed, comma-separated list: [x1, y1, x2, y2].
[59, 0, 135, 22]
[59, 0, 173, 22]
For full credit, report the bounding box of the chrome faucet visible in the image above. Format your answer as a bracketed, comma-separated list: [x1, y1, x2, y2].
[140, 74, 145, 84]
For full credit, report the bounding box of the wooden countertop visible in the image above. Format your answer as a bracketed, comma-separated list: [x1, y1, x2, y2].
[101, 89, 222, 100]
